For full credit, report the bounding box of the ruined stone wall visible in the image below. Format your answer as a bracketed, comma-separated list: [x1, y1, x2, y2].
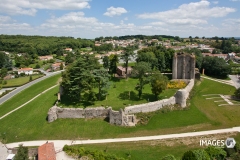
[109, 109, 123, 126]
[48, 79, 194, 126]
[124, 96, 176, 114]
[109, 108, 136, 126]
[48, 106, 110, 122]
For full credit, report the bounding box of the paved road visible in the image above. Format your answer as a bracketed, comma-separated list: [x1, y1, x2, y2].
[229, 75, 240, 89]
[0, 70, 62, 105]
[6, 127, 240, 151]
[0, 142, 9, 160]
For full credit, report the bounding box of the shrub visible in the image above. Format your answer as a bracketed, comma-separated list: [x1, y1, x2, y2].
[167, 80, 187, 89]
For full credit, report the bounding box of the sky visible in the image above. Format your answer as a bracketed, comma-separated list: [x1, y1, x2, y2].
[0, 0, 240, 39]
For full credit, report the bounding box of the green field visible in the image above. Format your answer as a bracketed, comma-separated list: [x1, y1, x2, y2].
[0, 74, 61, 117]
[0, 78, 239, 143]
[3, 75, 43, 87]
[59, 77, 177, 110]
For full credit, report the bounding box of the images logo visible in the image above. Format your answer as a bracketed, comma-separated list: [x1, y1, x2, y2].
[225, 138, 236, 148]
[200, 137, 236, 148]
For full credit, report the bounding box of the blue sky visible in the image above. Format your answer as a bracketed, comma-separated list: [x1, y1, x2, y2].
[0, 0, 239, 39]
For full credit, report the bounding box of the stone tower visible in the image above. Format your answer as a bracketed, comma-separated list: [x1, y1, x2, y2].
[172, 52, 195, 79]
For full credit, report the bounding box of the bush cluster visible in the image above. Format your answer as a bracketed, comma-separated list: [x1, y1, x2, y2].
[167, 80, 187, 89]
[63, 145, 125, 160]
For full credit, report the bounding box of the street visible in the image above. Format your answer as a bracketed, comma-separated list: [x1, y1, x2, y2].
[0, 70, 62, 105]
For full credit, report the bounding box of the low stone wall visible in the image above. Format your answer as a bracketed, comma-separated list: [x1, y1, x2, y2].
[48, 106, 110, 123]
[48, 79, 194, 126]
[124, 96, 176, 114]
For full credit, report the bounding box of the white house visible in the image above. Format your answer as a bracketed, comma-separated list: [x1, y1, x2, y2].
[6, 154, 15, 160]
[18, 68, 33, 75]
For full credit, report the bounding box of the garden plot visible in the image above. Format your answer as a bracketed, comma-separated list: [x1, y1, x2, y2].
[203, 94, 240, 106]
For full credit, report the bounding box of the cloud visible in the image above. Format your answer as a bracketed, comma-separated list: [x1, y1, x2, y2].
[212, 1, 219, 4]
[0, 15, 33, 34]
[0, 0, 90, 16]
[104, 6, 127, 17]
[138, 1, 235, 25]
[0, 15, 13, 23]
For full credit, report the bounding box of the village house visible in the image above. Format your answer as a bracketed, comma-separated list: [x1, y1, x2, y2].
[51, 62, 65, 71]
[18, 68, 33, 75]
[39, 55, 53, 61]
[95, 43, 101, 46]
[116, 66, 133, 77]
[227, 52, 236, 60]
[202, 53, 228, 60]
[65, 48, 72, 52]
[38, 142, 56, 160]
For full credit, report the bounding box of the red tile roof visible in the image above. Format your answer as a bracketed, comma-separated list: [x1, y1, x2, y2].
[38, 142, 56, 160]
[18, 68, 33, 71]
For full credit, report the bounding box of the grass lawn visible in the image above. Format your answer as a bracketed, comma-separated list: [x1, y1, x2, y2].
[0, 74, 61, 117]
[192, 79, 240, 128]
[3, 75, 43, 87]
[59, 77, 177, 110]
[202, 74, 231, 80]
[0, 78, 239, 143]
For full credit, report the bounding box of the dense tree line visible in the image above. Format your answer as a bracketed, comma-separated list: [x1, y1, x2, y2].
[95, 35, 176, 41]
[202, 56, 231, 78]
[92, 43, 113, 52]
[137, 46, 175, 72]
[210, 37, 240, 53]
[0, 35, 94, 56]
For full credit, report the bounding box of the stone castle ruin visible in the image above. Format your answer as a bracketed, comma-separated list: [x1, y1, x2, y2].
[48, 52, 196, 127]
[172, 52, 195, 79]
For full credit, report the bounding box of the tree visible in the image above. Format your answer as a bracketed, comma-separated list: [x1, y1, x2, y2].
[60, 63, 64, 70]
[120, 46, 134, 79]
[0, 68, 8, 78]
[132, 62, 152, 99]
[0, 52, 11, 69]
[202, 56, 231, 78]
[14, 144, 29, 160]
[205, 146, 226, 160]
[35, 64, 40, 69]
[182, 150, 197, 160]
[109, 54, 119, 76]
[150, 72, 168, 99]
[161, 154, 176, 160]
[29, 75, 33, 82]
[65, 52, 75, 64]
[192, 149, 210, 160]
[136, 52, 157, 69]
[61, 55, 99, 102]
[92, 68, 110, 100]
[102, 56, 109, 70]
[234, 88, 240, 98]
